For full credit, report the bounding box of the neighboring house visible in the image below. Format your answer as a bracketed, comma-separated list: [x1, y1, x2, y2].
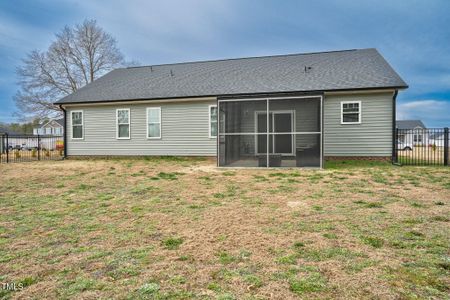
[33, 119, 64, 136]
[0, 126, 20, 153]
[396, 120, 427, 145]
[54, 48, 408, 168]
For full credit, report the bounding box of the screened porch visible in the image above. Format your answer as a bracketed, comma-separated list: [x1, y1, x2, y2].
[217, 96, 322, 168]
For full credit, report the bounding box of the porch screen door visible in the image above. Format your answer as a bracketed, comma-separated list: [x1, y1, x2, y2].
[273, 113, 293, 154]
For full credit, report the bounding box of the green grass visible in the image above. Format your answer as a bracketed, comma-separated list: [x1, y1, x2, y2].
[0, 158, 448, 299]
[289, 272, 327, 294]
[361, 236, 384, 248]
[217, 251, 237, 264]
[325, 159, 391, 169]
[162, 237, 183, 250]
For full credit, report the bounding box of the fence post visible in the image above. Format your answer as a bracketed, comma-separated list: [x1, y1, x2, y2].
[37, 135, 41, 161]
[393, 128, 398, 164]
[6, 133, 9, 163]
[444, 127, 449, 166]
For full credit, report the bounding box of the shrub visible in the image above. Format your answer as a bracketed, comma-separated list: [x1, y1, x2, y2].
[14, 150, 21, 159]
[31, 149, 37, 158]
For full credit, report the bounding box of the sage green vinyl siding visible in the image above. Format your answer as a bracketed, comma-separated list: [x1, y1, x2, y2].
[323, 92, 393, 156]
[66, 100, 217, 156]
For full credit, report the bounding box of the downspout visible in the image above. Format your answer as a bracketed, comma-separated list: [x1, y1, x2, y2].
[392, 90, 399, 165]
[59, 105, 67, 159]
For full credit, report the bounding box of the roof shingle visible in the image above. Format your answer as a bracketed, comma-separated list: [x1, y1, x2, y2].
[55, 48, 407, 104]
[396, 120, 426, 130]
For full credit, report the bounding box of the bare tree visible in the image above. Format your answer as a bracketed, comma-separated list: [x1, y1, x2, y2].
[15, 19, 127, 119]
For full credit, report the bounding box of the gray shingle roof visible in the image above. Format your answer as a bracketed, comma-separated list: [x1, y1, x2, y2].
[396, 120, 426, 130]
[55, 48, 407, 104]
[54, 119, 64, 127]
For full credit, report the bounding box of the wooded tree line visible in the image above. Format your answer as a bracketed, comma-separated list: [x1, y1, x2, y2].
[0, 120, 42, 135]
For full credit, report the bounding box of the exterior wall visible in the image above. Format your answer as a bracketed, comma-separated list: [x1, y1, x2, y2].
[64, 91, 394, 158]
[65, 99, 217, 156]
[323, 91, 394, 157]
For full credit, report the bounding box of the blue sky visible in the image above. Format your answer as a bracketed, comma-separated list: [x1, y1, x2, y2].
[1, 0, 449, 126]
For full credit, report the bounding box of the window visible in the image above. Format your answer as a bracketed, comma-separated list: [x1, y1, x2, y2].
[341, 101, 361, 124]
[55, 127, 62, 135]
[116, 108, 130, 139]
[147, 107, 161, 139]
[414, 134, 422, 143]
[71, 110, 83, 139]
[209, 105, 218, 138]
[45, 127, 51, 135]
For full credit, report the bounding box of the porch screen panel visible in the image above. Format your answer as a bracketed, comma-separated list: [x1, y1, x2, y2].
[219, 100, 267, 133]
[218, 97, 321, 168]
[268, 97, 321, 167]
[218, 99, 268, 167]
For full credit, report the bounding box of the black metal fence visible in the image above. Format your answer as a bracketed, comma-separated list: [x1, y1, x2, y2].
[394, 127, 449, 166]
[0, 133, 64, 163]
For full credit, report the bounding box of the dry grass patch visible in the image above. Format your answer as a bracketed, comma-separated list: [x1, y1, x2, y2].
[0, 158, 449, 299]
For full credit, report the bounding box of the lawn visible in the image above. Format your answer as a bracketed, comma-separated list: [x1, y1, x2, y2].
[0, 158, 449, 299]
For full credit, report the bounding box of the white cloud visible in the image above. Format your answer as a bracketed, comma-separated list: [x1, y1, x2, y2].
[397, 100, 450, 127]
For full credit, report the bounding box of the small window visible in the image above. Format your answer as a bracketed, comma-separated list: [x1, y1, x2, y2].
[413, 134, 422, 143]
[55, 127, 62, 135]
[147, 107, 161, 139]
[71, 111, 83, 139]
[209, 105, 218, 138]
[341, 101, 361, 124]
[116, 109, 130, 139]
[45, 127, 52, 135]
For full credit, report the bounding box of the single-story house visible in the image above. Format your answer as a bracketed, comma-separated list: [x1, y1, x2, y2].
[54, 48, 408, 168]
[33, 119, 64, 136]
[396, 120, 427, 145]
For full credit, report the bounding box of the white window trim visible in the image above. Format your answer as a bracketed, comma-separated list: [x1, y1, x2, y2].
[209, 105, 218, 138]
[116, 108, 131, 140]
[146, 107, 161, 139]
[341, 101, 362, 124]
[71, 110, 84, 140]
